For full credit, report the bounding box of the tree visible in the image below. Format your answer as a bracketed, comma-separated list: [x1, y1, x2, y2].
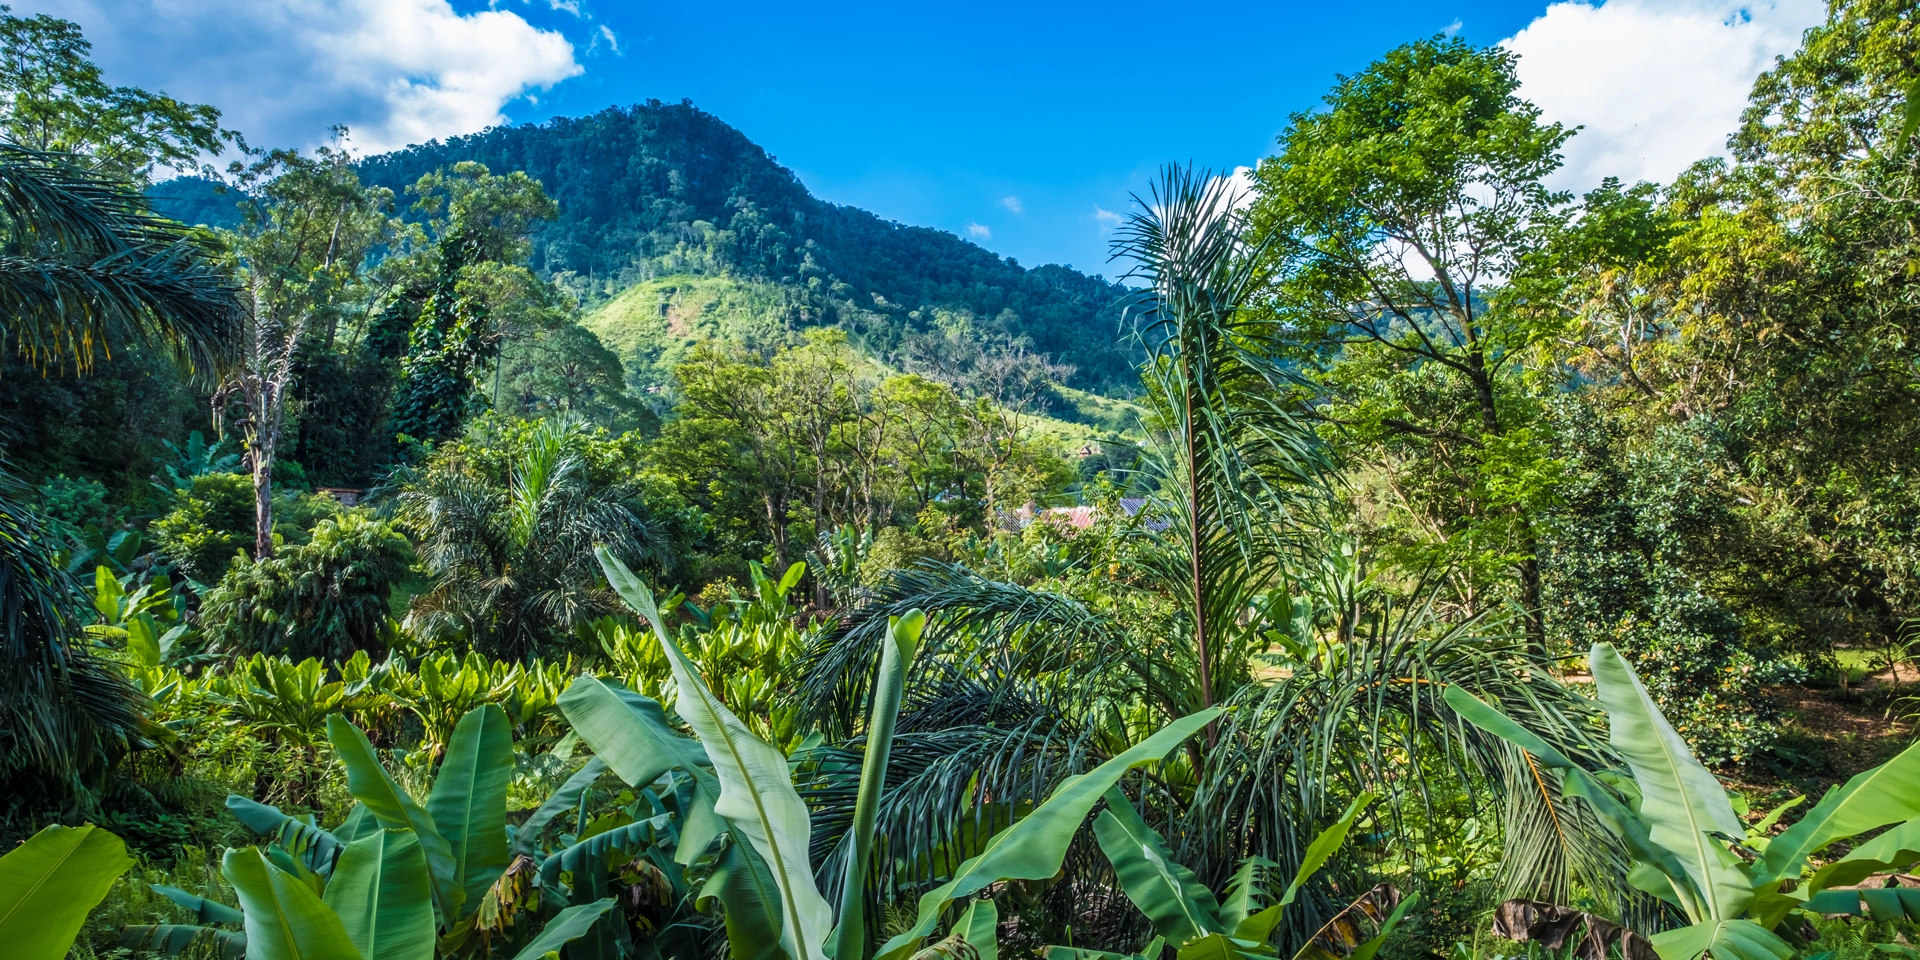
[216, 143, 394, 560]
[1246, 36, 1573, 651]
[0, 9, 226, 181]
[200, 512, 412, 661]
[396, 415, 667, 660]
[389, 161, 559, 445]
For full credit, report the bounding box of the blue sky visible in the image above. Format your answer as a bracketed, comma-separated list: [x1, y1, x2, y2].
[36, 0, 1825, 278]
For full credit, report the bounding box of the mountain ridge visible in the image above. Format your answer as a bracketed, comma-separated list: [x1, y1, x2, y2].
[353, 99, 1143, 395]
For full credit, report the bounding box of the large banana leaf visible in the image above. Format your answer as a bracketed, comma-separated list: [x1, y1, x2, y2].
[1444, 684, 1708, 920]
[1758, 740, 1920, 886]
[831, 610, 924, 960]
[1589, 644, 1750, 923]
[120, 923, 247, 958]
[324, 828, 435, 960]
[554, 673, 726, 866]
[504, 898, 619, 960]
[326, 713, 464, 922]
[952, 898, 1000, 960]
[698, 839, 784, 960]
[153, 883, 246, 924]
[513, 757, 607, 857]
[221, 847, 362, 960]
[1806, 817, 1920, 892]
[1094, 790, 1225, 945]
[226, 796, 344, 877]
[557, 674, 715, 787]
[426, 704, 513, 908]
[1646, 918, 1791, 960]
[599, 547, 834, 960]
[876, 707, 1223, 960]
[0, 824, 134, 960]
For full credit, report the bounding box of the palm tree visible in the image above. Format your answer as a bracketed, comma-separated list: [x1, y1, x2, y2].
[0, 145, 242, 804]
[792, 168, 1640, 955]
[396, 415, 665, 660]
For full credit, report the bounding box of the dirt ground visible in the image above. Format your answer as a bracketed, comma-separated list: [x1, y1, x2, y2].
[1728, 663, 1918, 802]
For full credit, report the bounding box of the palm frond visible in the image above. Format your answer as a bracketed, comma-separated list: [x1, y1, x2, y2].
[0, 145, 241, 375]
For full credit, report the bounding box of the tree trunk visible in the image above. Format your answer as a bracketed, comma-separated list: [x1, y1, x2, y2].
[251, 418, 275, 560]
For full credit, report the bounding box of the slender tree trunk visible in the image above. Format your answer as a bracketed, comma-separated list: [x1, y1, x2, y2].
[250, 385, 277, 560]
[1183, 370, 1215, 721]
[1468, 351, 1547, 656]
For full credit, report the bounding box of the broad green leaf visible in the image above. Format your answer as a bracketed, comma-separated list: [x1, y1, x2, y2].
[225, 797, 344, 877]
[335, 804, 379, 843]
[676, 778, 726, 866]
[120, 924, 247, 958]
[1293, 888, 1416, 960]
[698, 840, 783, 960]
[426, 704, 513, 909]
[1174, 933, 1248, 960]
[1280, 792, 1373, 907]
[1647, 918, 1792, 960]
[1590, 643, 1750, 922]
[598, 547, 832, 960]
[876, 707, 1222, 960]
[504, 898, 618, 960]
[326, 713, 464, 922]
[832, 610, 924, 960]
[513, 757, 607, 857]
[557, 675, 714, 786]
[1094, 791, 1224, 945]
[220, 847, 361, 960]
[324, 829, 435, 960]
[153, 884, 246, 924]
[0, 824, 134, 960]
[1807, 817, 1920, 892]
[1446, 685, 1708, 919]
[1760, 740, 1920, 886]
[953, 898, 999, 960]
[1046, 938, 1165, 960]
[127, 613, 161, 666]
[1805, 886, 1920, 922]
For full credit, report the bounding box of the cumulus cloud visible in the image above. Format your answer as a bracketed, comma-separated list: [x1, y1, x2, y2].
[26, 0, 582, 155]
[966, 221, 992, 239]
[1092, 205, 1123, 233]
[1503, 0, 1825, 191]
[1001, 195, 1023, 214]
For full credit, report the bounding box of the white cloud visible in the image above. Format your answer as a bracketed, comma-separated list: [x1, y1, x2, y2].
[966, 221, 992, 239]
[1001, 195, 1024, 214]
[24, 0, 583, 155]
[1442, 18, 1464, 37]
[1092, 205, 1123, 233]
[1503, 0, 1825, 191]
[1212, 165, 1256, 213]
[595, 24, 621, 55]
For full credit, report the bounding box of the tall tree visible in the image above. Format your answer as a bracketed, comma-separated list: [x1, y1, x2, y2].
[1245, 36, 1572, 650]
[389, 162, 559, 445]
[0, 9, 225, 180]
[217, 143, 393, 559]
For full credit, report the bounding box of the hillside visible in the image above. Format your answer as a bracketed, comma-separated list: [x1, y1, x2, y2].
[354, 100, 1143, 396]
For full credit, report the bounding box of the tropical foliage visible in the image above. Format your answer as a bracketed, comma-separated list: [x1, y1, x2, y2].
[5, 3, 1920, 960]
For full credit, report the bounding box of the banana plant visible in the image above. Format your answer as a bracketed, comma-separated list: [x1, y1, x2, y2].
[1447, 642, 1920, 960]
[1044, 790, 1415, 960]
[128, 702, 622, 959]
[0, 824, 134, 960]
[586, 548, 1222, 960]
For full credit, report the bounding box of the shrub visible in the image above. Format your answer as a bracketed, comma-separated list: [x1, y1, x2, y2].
[149, 472, 254, 583]
[199, 513, 412, 661]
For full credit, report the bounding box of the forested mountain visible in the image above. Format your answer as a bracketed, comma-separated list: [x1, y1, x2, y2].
[352, 101, 1142, 394]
